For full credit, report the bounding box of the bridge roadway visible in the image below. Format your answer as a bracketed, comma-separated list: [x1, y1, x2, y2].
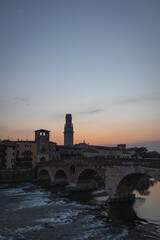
[37, 157, 160, 202]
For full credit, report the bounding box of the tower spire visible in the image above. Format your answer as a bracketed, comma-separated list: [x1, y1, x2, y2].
[64, 114, 74, 146]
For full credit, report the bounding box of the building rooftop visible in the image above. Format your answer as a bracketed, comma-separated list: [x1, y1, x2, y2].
[57, 145, 81, 150]
[0, 140, 16, 146]
[34, 129, 50, 132]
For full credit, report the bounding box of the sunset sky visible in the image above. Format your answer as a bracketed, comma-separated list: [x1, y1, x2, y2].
[0, 0, 160, 150]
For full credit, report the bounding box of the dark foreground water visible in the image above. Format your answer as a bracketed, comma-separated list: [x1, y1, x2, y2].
[0, 182, 160, 240]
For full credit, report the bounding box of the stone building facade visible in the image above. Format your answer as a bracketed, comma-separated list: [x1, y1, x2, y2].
[16, 141, 38, 168]
[0, 140, 16, 169]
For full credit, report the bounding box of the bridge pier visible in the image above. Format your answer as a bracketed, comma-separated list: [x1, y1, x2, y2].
[65, 183, 76, 191]
[66, 183, 95, 191]
[50, 177, 55, 185]
[108, 192, 135, 203]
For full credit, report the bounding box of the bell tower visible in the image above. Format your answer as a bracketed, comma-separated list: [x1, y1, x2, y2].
[64, 114, 74, 146]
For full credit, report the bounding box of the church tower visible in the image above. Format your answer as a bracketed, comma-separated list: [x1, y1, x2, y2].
[64, 114, 74, 146]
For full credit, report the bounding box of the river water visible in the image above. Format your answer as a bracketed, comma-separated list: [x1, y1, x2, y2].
[0, 182, 160, 240]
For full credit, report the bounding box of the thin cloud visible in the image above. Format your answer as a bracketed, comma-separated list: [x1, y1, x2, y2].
[117, 94, 160, 105]
[51, 108, 102, 119]
[14, 97, 32, 107]
[55, 113, 65, 119]
[78, 108, 102, 115]
[88, 109, 102, 114]
[15, 97, 31, 103]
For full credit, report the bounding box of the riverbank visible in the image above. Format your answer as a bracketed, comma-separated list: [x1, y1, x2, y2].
[0, 169, 35, 183]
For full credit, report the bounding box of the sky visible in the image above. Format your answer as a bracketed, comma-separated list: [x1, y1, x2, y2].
[0, 0, 160, 151]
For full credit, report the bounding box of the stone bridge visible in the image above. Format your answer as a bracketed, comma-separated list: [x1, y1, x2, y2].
[37, 157, 160, 202]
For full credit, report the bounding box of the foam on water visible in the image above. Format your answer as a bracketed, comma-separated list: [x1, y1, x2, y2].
[15, 225, 44, 233]
[114, 229, 128, 239]
[72, 227, 108, 240]
[36, 217, 72, 224]
[35, 209, 83, 225]
[0, 184, 11, 189]
[67, 201, 96, 209]
[15, 196, 51, 210]
[52, 199, 67, 205]
[14, 195, 69, 211]
[81, 214, 105, 228]
[1, 188, 24, 195]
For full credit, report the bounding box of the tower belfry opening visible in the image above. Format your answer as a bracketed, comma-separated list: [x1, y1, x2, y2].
[64, 114, 74, 146]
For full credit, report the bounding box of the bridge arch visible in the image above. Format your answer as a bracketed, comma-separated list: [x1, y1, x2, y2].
[113, 170, 157, 201]
[54, 169, 69, 185]
[77, 168, 105, 189]
[116, 173, 147, 194]
[38, 169, 51, 182]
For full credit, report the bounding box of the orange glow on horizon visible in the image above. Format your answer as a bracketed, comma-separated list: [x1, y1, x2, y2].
[1, 116, 160, 147]
[2, 130, 160, 147]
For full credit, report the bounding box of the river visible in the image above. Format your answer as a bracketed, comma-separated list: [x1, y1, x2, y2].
[0, 181, 160, 240]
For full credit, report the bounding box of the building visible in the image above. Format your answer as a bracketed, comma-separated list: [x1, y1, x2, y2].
[0, 140, 16, 169]
[64, 114, 74, 146]
[49, 141, 57, 160]
[74, 142, 137, 159]
[57, 145, 83, 158]
[0, 113, 141, 167]
[16, 141, 38, 168]
[35, 129, 50, 162]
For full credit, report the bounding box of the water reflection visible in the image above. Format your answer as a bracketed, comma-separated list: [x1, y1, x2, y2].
[134, 181, 160, 224]
[134, 176, 156, 196]
[97, 180, 160, 226]
[107, 200, 146, 224]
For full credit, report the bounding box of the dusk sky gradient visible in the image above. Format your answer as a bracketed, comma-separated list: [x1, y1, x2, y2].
[0, 0, 160, 151]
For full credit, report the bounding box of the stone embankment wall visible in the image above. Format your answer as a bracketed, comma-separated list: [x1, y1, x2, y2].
[0, 169, 35, 183]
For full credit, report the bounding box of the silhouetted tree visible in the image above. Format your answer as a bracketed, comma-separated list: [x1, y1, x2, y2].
[146, 151, 160, 158]
[134, 175, 156, 195]
[134, 147, 148, 158]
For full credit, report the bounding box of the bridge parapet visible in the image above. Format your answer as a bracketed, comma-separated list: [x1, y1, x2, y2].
[37, 157, 160, 168]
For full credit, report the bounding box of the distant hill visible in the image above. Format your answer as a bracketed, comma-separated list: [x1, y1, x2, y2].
[127, 140, 160, 153]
